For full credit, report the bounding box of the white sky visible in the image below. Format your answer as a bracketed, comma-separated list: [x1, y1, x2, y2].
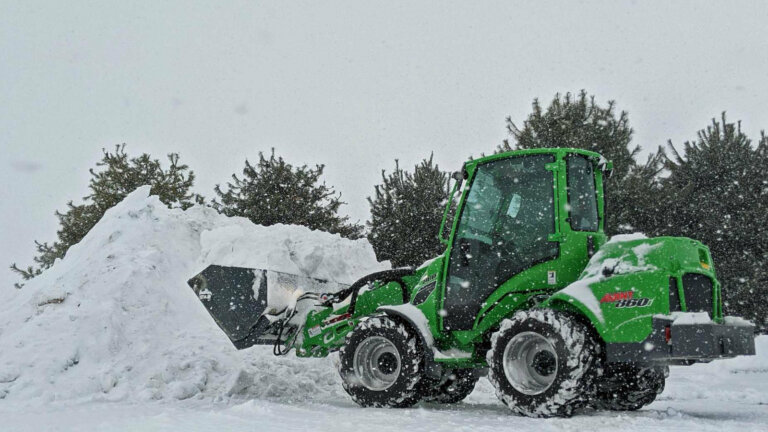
[1, 1, 767, 287]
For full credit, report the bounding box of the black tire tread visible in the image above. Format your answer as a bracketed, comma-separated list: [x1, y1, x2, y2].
[486, 309, 601, 418]
[337, 316, 424, 408]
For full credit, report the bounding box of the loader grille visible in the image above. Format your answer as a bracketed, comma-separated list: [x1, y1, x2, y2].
[682, 273, 714, 314]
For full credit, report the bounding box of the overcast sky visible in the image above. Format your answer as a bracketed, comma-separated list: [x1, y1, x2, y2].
[1, 1, 767, 288]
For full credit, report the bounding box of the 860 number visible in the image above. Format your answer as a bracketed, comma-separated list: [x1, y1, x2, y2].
[614, 298, 653, 308]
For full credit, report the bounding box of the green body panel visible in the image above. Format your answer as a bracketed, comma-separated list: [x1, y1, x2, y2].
[543, 236, 720, 343]
[294, 148, 726, 368]
[296, 274, 422, 358]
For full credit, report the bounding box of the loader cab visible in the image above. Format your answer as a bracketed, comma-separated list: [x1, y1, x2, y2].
[440, 149, 608, 332]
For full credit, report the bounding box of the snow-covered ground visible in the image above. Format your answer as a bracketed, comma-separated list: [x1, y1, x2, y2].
[1, 343, 767, 432]
[1, 188, 765, 431]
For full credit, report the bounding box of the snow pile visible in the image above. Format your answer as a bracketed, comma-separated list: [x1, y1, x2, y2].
[0, 186, 387, 403]
[197, 223, 379, 286]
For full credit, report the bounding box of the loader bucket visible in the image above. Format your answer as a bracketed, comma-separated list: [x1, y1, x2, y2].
[188, 265, 349, 349]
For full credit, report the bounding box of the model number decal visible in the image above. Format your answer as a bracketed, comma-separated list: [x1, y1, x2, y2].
[600, 291, 653, 308]
[600, 291, 634, 303]
[614, 298, 653, 308]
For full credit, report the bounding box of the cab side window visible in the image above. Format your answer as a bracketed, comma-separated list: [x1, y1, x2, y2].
[566, 155, 599, 232]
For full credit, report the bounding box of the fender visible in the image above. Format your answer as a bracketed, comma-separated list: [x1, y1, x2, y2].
[377, 304, 442, 379]
[545, 290, 609, 335]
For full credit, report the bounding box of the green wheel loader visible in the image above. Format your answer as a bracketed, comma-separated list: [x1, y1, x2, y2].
[188, 148, 756, 417]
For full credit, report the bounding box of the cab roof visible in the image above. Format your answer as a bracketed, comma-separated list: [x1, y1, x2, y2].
[465, 148, 605, 170]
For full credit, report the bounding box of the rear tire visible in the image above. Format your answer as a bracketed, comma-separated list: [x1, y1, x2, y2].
[594, 364, 666, 411]
[337, 316, 424, 407]
[487, 309, 601, 418]
[421, 369, 479, 404]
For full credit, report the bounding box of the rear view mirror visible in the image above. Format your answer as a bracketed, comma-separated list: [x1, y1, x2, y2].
[451, 171, 465, 188]
[597, 158, 614, 179]
[439, 170, 466, 245]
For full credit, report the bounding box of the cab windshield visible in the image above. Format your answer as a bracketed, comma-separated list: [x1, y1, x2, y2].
[444, 154, 557, 330]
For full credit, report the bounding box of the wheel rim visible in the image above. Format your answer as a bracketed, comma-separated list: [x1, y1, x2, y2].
[353, 336, 401, 391]
[502, 331, 558, 395]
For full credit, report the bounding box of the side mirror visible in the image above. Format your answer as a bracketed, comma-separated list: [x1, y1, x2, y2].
[439, 170, 466, 245]
[451, 170, 465, 188]
[597, 158, 614, 179]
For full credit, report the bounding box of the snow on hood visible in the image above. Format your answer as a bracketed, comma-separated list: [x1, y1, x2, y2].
[558, 233, 657, 324]
[0, 186, 388, 403]
[605, 232, 648, 244]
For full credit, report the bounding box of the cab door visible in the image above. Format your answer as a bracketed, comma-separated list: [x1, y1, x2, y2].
[443, 154, 558, 331]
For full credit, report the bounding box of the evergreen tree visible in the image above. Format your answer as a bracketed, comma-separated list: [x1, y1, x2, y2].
[214, 149, 363, 239]
[367, 155, 452, 268]
[499, 91, 650, 234]
[661, 114, 768, 331]
[11, 144, 199, 285]
[609, 150, 667, 234]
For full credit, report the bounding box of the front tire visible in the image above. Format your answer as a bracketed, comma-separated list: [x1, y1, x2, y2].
[337, 316, 424, 407]
[487, 309, 601, 418]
